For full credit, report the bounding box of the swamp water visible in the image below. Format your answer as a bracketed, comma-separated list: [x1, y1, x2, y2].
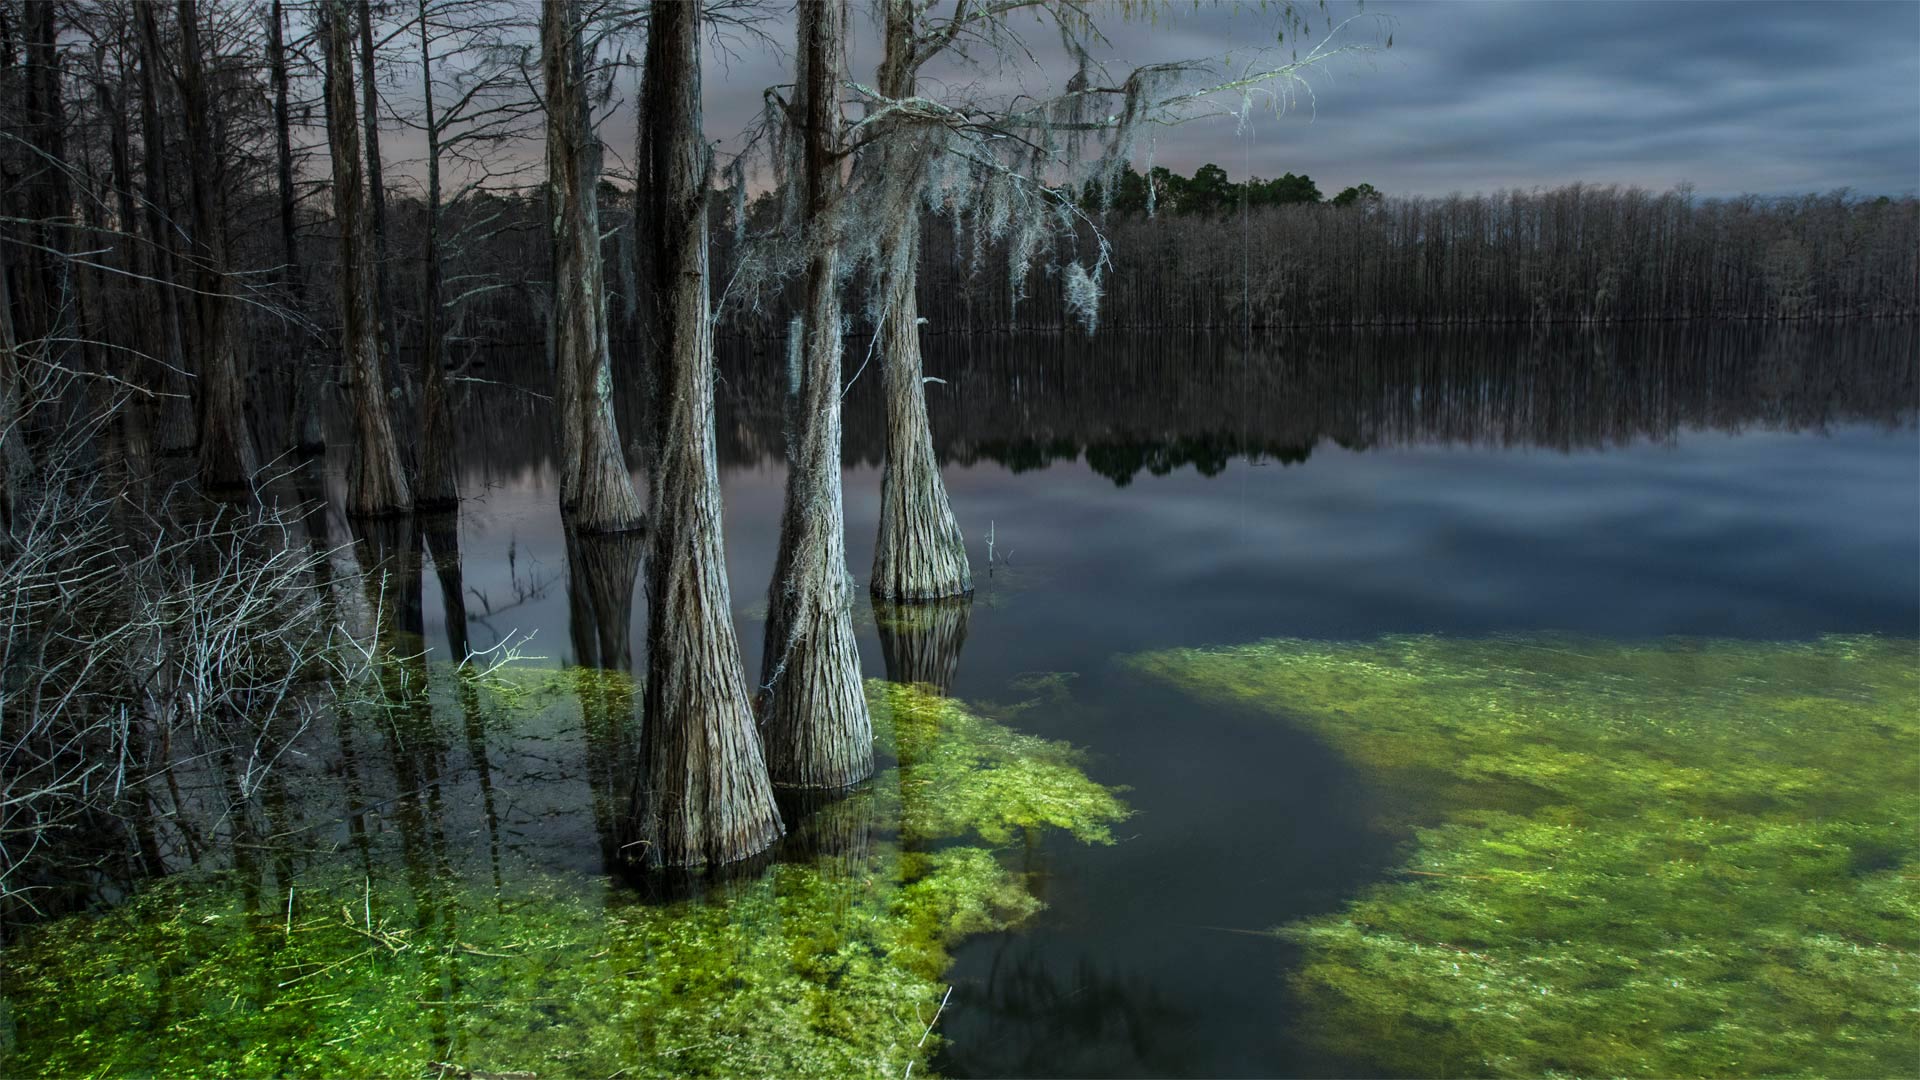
[3, 323, 1916, 1078]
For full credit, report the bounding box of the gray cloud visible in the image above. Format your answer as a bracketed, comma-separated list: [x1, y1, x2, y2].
[372, 1, 1918, 201]
[690, 0, 1918, 199]
[1184, 0, 1916, 197]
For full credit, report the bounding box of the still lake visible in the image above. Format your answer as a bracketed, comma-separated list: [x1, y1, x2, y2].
[6, 322, 1916, 1077]
[430, 322, 1920, 1076]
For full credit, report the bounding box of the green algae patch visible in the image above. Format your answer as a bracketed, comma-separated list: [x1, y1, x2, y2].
[0, 852, 1022, 1079]
[454, 660, 639, 723]
[870, 680, 1130, 845]
[1126, 634, 1920, 1078]
[0, 680, 1126, 1078]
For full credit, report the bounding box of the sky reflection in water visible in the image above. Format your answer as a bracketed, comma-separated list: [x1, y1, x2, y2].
[332, 322, 1916, 1077]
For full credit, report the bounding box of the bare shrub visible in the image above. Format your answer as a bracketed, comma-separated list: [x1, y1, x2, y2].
[0, 368, 365, 930]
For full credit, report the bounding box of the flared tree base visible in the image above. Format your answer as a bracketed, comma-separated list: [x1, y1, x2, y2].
[761, 601, 874, 790]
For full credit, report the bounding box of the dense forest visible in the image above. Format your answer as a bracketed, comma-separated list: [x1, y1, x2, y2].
[325, 173, 1920, 346]
[924, 180, 1920, 331]
[107, 173, 1914, 356]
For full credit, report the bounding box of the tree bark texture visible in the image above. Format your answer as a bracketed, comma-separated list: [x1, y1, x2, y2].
[17, 0, 67, 355]
[625, 0, 781, 869]
[93, 65, 140, 409]
[133, 1, 193, 454]
[270, 0, 324, 456]
[356, 0, 394, 368]
[758, 0, 872, 790]
[5, 0, 60, 492]
[175, 0, 256, 492]
[870, 218, 972, 599]
[0, 247, 27, 535]
[868, 1, 970, 600]
[270, 1, 299, 300]
[414, 0, 458, 509]
[322, 0, 411, 516]
[541, 0, 642, 531]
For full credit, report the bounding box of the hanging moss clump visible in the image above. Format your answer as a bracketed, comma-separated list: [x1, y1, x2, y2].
[1127, 634, 1920, 1079]
[0, 679, 1128, 1079]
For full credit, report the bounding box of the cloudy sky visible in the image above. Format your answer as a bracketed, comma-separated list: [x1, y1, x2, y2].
[684, 0, 1920, 200]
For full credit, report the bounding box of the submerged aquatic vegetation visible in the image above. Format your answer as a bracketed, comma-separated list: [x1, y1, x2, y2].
[1128, 634, 1920, 1078]
[0, 678, 1126, 1078]
[870, 680, 1129, 846]
[0, 853, 1026, 1079]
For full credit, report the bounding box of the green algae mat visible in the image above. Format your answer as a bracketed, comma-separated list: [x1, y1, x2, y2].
[1127, 633, 1920, 1078]
[0, 679, 1126, 1079]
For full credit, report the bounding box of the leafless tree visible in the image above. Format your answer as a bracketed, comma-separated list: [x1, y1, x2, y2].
[356, 0, 396, 365]
[624, 0, 782, 869]
[174, 0, 257, 492]
[539, 0, 642, 532]
[268, 0, 326, 455]
[840, 0, 1377, 600]
[756, 0, 873, 791]
[322, 0, 411, 515]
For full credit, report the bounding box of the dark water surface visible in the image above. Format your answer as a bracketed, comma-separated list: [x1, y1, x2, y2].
[367, 322, 1916, 1077]
[12, 324, 1912, 1078]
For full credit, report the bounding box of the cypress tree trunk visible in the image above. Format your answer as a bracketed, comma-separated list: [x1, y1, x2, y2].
[97, 71, 141, 399]
[356, 0, 394, 367]
[871, 214, 971, 599]
[624, 0, 781, 869]
[18, 0, 67, 355]
[133, 1, 193, 455]
[270, 1, 298, 298]
[271, 0, 324, 456]
[322, 0, 410, 516]
[869, 1, 970, 600]
[0, 12, 34, 525]
[540, 0, 641, 531]
[175, 0, 256, 493]
[0, 249, 26, 536]
[758, 0, 872, 790]
[414, 0, 457, 509]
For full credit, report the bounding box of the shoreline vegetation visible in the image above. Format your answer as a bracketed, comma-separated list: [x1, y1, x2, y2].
[1126, 633, 1920, 1078]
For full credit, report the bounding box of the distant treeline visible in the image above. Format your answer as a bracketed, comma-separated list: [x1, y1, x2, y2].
[910, 182, 1920, 333]
[1091, 164, 1380, 215]
[319, 180, 1920, 356]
